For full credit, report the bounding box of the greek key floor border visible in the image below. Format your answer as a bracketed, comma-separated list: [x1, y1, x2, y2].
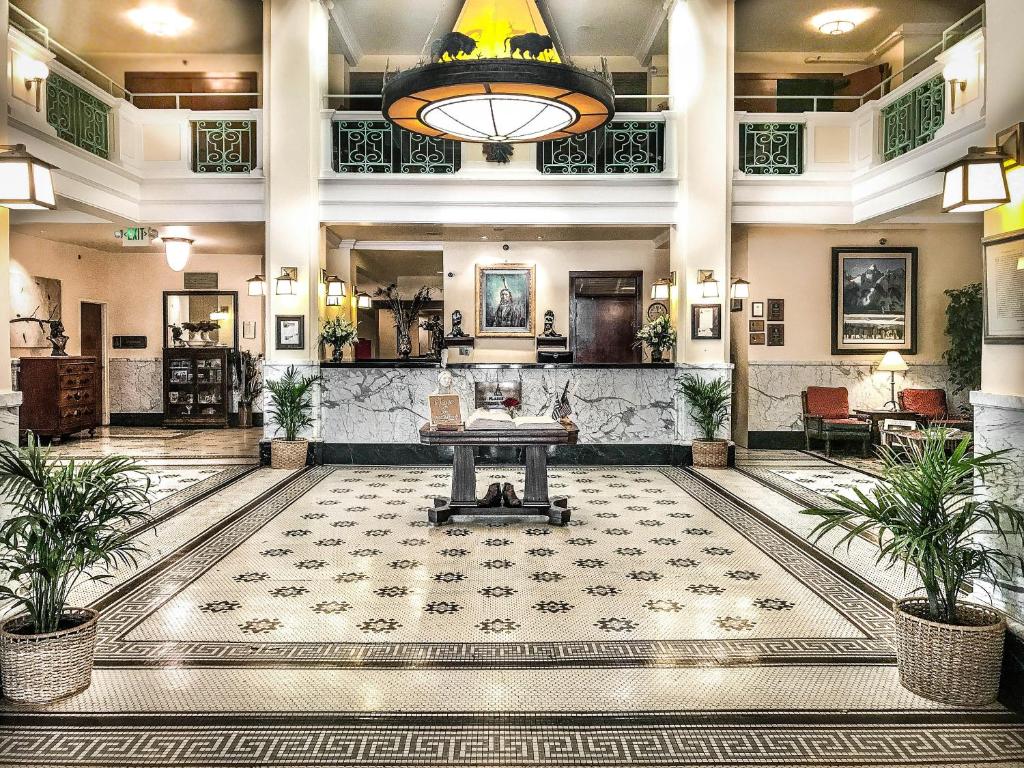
[86, 466, 898, 670]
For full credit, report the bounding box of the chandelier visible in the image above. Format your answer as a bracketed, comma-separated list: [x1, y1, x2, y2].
[382, 0, 615, 144]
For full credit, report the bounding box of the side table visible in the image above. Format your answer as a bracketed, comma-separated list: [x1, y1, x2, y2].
[853, 409, 919, 445]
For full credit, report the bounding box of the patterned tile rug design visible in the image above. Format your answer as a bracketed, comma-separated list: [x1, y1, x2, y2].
[1, 463, 1021, 767]
[736, 448, 882, 511]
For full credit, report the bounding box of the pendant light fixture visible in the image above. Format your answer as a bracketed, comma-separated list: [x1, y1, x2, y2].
[382, 0, 615, 144]
[0, 144, 57, 210]
[161, 236, 193, 272]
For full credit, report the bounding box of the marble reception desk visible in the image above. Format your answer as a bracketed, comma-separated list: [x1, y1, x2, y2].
[317, 362, 731, 464]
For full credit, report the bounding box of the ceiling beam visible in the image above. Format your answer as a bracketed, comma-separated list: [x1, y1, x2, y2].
[325, 0, 364, 66]
[635, 0, 675, 65]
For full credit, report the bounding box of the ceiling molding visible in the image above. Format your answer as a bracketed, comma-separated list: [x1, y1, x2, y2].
[353, 240, 445, 252]
[327, 2, 365, 66]
[635, 0, 674, 65]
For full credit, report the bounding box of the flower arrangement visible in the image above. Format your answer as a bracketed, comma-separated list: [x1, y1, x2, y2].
[374, 284, 432, 360]
[237, 351, 264, 407]
[502, 396, 521, 418]
[320, 316, 359, 362]
[634, 315, 677, 363]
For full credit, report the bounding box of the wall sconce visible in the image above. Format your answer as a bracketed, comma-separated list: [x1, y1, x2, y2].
[16, 54, 49, 112]
[698, 269, 720, 299]
[160, 236, 193, 272]
[325, 274, 347, 306]
[942, 123, 1022, 213]
[947, 78, 967, 115]
[650, 276, 672, 301]
[275, 267, 298, 295]
[0, 144, 57, 210]
[355, 290, 373, 309]
[730, 278, 750, 312]
[246, 274, 266, 296]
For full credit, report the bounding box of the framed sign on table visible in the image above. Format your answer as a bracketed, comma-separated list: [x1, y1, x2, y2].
[983, 229, 1024, 343]
[831, 246, 918, 355]
[476, 263, 535, 338]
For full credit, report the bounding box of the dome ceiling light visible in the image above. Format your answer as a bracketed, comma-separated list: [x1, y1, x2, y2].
[382, 0, 615, 144]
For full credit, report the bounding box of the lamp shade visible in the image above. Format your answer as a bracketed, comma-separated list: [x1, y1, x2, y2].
[161, 237, 193, 272]
[326, 275, 347, 305]
[730, 279, 750, 299]
[247, 274, 266, 296]
[275, 269, 296, 296]
[877, 350, 909, 372]
[942, 150, 1011, 213]
[651, 279, 671, 300]
[701, 279, 720, 299]
[356, 291, 372, 309]
[0, 144, 57, 210]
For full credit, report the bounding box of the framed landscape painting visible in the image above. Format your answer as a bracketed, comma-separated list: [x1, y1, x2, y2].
[831, 247, 917, 355]
[476, 263, 535, 337]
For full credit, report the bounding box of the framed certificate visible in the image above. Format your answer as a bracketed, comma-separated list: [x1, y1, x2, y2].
[983, 229, 1024, 343]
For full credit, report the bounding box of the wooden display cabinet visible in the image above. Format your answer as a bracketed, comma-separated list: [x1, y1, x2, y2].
[163, 348, 230, 428]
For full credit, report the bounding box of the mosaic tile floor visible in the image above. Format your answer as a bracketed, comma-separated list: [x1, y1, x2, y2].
[1, 453, 1021, 767]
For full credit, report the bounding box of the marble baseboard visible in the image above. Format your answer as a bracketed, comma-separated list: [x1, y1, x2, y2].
[320, 442, 697, 466]
[747, 361, 962, 433]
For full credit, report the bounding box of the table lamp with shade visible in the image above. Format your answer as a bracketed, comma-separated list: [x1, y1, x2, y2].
[877, 351, 909, 410]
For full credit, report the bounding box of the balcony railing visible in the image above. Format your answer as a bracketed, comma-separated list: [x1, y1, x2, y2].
[880, 75, 945, 162]
[537, 119, 665, 175]
[738, 123, 803, 175]
[45, 71, 110, 159]
[332, 120, 461, 174]
[191, 120, 258, 173]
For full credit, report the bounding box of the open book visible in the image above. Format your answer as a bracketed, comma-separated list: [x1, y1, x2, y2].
[465, 408, 563, 431]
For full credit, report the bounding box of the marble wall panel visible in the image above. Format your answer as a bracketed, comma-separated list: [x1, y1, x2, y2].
[747, 361, 962, 433]
[0, 391, 22, 445]
[263, 361, 323, 441]
[109, 358, 163, 414]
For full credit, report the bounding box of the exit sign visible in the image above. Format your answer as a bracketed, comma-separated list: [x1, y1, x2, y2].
[116, 227, 154, 247]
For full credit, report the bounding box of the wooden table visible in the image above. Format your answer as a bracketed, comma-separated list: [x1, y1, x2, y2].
[853, 408, 919, 444]
[881, 428, 972, 452]
[419, 421, 579, 526]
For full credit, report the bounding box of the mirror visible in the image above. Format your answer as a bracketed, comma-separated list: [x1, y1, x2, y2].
[163, 291, 239, 350]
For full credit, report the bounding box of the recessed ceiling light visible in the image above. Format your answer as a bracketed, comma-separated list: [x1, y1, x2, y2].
[126, 5, 194, 37]
[811, 8, 873, 36]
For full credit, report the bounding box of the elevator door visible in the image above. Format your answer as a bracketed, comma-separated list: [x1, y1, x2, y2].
[569, 272, 642, 364]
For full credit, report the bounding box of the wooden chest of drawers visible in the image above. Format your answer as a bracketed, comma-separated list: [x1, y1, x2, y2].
[18, 356, 101, 442]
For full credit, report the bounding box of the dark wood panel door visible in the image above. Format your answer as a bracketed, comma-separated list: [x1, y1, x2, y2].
[570, 272, 642, 364]
[125, 71, 259, 110]
[80, 302, 104, 424]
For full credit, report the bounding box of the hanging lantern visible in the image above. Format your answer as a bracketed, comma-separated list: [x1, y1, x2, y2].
[247, 274, 266, 296]
[382, 0, 615, 144]
[325, 274, 347, 306]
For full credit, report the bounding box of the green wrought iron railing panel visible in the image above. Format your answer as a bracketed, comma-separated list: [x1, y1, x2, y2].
[191, 120, 258, 173]
[881, 75, 945, 162]
[332, 120, 460, 174]
[739, 123, 804, 175]
[45, 71, 110, 159]
[537, 120, 665, 174]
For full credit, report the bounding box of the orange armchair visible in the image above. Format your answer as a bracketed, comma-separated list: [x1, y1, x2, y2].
[898, 389, 972, 430]
[802, 386, 871, 457]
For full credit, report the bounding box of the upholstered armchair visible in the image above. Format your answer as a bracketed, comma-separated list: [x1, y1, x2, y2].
[802, 386, 872, 457]
[897, 388, 972, 430]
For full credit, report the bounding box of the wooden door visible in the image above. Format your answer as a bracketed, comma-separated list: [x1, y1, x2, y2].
[570, 272, 642, 364]
[80, 302, 105, 424]
[125, 71, 259, 110]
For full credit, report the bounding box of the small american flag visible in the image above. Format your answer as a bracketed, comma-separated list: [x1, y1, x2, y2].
[551, 381, 573, 421]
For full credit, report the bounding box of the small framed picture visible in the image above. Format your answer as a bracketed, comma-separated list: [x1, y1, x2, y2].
[691, 303, 722, 340]
[275, 315, 304, 350]
[749, 320, 765, 333]
[767, 298, 785, 322]
[243, 321, 257, 340]
[428, 393, 463, 429]
[751, 301, 764, 318]
[749, 332, 766, 345]
[767, 323, 785, 346]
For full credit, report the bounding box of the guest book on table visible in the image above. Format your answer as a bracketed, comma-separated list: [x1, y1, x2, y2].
[465, 408, 562, 431]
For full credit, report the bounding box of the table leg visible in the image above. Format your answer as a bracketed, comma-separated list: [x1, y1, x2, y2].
[431, 445, 477, 525]
[524, 445, 570, 526]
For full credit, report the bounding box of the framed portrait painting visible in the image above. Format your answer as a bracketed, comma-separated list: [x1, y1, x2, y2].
[831, 247, 917, 355]
[476, 263, 535, 337]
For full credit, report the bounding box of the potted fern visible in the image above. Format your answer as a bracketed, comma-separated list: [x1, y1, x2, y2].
[265, 365, 320, 469]
[802, 430, 1024, 706]
[0, 436, 150, 704]
[678, 373, 731, 467]
[320, 316, 359, 363]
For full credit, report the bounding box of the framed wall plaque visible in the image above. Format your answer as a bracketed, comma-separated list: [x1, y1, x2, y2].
[766, 298, 785, 321]
[275, 315, 305, 350]
[691, 303, 722, 340]
[242, 321, 257, 340]
[983, 229, 1024, 343]
[751, 301, 764, 318]
[749, 320, 765, 333]
[832, 246, 918, 355]
[749, 332, 766, 345]
[767, 323, 785, 346]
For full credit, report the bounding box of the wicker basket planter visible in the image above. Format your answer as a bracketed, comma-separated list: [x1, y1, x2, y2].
[894, 597, 1006, 706]
[691, 439, 729, 468]
[1, 608, 99, 705]
[271, 438, 308, 469]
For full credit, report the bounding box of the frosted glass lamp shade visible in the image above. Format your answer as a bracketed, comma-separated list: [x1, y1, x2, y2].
[942, 152, 1010, 213]
[162, 237, 193, 272]
[730, 279, 750, 299]
[0, 144, 57, 210]
[701, 279, 720, 299]
[247, 275, 266, 296]
[650, 280, 671, 300]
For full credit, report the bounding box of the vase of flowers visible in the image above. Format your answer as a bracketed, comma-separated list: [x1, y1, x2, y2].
[0, 436, 151, 704]
[320, 316, 358, 363]
[635, 316, 677, 363]
[375, 284, 432, 361]
[802, 431, 1023, 706]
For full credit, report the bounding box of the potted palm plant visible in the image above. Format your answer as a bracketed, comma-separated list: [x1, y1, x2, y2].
[0, 436, 150, 704]
[320, 316, 359, 363]
[678, 373, 731, 468]
[236, 351, 263, 429]
[634, 315, 677, 363]
[803, 430, 1024, 706]
[265, 365, 320, 469]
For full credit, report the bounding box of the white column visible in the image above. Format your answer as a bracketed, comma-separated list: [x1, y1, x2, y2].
[0, 0, 24, 444]
[668, 0, 734, 443]
[262, 0, 329, 439]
